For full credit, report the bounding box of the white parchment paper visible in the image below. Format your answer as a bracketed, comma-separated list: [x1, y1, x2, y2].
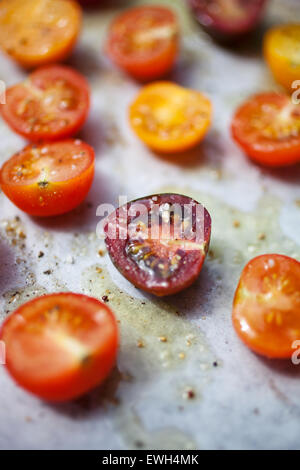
[0, 0, 299, 450]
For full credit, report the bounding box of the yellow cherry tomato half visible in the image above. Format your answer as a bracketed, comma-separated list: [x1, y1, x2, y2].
[264, 23, 300, 92]
[129, 82, 212, 153]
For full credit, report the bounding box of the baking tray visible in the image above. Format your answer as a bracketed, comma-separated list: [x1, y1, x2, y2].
[0, 0, 300, 450]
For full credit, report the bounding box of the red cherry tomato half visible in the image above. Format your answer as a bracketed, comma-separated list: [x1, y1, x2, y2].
[231, 93, 300, 167]
[232, 254, 300, 359]
[1, 65, 90, 142]
[0, 293, 119, 401]
[106, 6, 179, 81]
[189, 0, 267, 41]
[0, 139, 95, 217]
[104, 194, 211, 296]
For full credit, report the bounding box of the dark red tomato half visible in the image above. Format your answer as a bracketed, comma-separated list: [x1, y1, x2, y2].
[189, 0, 267, 41]
[104, 193, 211, 296]
[1, 65, 90, 142]
[78, 0, 102, 7]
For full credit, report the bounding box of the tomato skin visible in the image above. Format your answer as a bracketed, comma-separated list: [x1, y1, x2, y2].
[232, 254, 300, 359]
[104, 193, 211, 297]
[264, 24, 300, 92]
[130, 82, 212, 153]
[0, 293, 118, 401]
[231, 93, 300, 167]
[0, 140, 95, 217]
[189, 0, 267, 42]
[0, 65, 90, 142]
[0, 0, 82, 69]
[106, 6, 179, 81]
[0, 165, 94, 217]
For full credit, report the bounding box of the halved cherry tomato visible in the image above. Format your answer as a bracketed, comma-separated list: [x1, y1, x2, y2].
[0, 293, 118, 401]
[189, 0, 267, 41]
[232, 254, 300, 359]
[0, 139, 95, 217]
[104, 193, 211, 296]
[231, 93, 300, 166]
[1, 65, 90, 142]
[264, 24, 300, 91]
[0, 0, 82, 69]
[130, 82, 212, 153]
[106, 6, 179, 81]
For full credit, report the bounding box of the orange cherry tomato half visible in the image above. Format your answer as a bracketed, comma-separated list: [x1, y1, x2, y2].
[104, 193, 211, 296]
[231, 92, 300, 167]
[130, 82, 212, 153]
[0, 139, 95, 217]
[264, 24, 300, 92]
[0, 293, 119, 401]
[1, 65, 90, 142]
[106, 6, 179, 81]
[0, 0, 82, 69]
[232, 254, 300, 359]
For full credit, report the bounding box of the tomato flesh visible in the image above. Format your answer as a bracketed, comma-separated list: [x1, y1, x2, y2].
[264, 24, 300, 91]
[0, 293, 118, 401]
[106, 6, 179, 80]
[1, 65, 90, 142]
[231, 93, 300, 166]
[189, 0, 267, 40]
[0, 0, 82, 68]
[104, 194, 211, 296]
[232, 254, 300, 359]
[130, 82, 212, 153]
[0, 139, 95, 216]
